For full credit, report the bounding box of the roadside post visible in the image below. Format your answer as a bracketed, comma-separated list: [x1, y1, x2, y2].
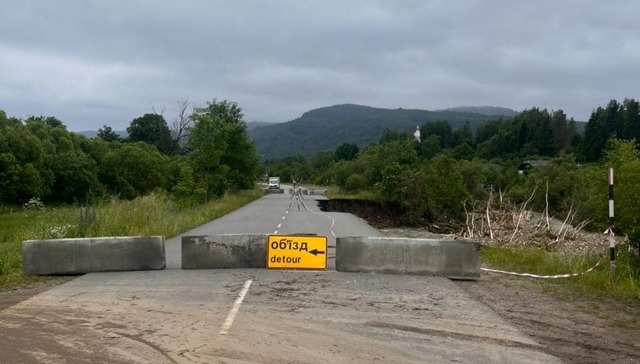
[607, 167, 615, 281]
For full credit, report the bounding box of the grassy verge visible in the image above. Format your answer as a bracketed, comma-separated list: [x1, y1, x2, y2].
[0, 189, 263, 290]
[482, 246, 640, 300]
[325, 186, 384, 202]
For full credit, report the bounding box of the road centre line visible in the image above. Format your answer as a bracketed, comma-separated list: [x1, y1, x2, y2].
[310, 209, 337, 238]
[273, 197, 336, 238]
[219, 280, 253, 335]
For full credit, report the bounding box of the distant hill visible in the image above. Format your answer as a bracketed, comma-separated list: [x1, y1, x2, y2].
[76, 123, 272, 138]
[248, 104, 514, 160]
[246, 121, 277, 130]
[441, 106, 519, 117]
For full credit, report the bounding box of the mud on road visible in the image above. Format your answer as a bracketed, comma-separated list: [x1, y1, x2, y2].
[323, 199, 640, 363]
[3, 272, 638, 363]
[457, 275, 640, 363]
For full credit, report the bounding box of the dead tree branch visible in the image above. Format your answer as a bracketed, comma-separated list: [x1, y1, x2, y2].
[171, 99, 193, 151]
[509, 184, 538, 244]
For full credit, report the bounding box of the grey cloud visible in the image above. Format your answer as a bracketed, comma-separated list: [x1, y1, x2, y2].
[0, 0, 638, 130]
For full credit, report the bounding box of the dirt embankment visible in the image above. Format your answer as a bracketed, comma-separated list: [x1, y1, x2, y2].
[319, 199, 422, 228]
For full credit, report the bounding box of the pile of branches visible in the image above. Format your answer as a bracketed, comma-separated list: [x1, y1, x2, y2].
[460, 185, 611, 256]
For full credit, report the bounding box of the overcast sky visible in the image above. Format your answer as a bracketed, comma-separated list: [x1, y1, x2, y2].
[1, 0, 638, 131]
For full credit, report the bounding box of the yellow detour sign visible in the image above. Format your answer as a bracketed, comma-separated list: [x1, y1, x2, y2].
[267, 235, 327, 270]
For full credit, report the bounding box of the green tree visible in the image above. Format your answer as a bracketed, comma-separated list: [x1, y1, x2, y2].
[97, 125, 122, 142]
[622, 98, 640, 141]
[356, 138, 418, 189]
[344, 173, 367, 192]
[0, 124, 46, 202]
[127, 113, 174, 154]
[334, 142, 359, 161]
[551, 110, 570, 154]
[309, 151, 335, 185]
[584, 106, 608, 162]
[0, 153, 42, 203]
[602, 139, 640, 243]
[453, 122, 474, 146]
[475, 119, 505, 146]
[517, 108, 554, 156]
[378, 154, 470, 222]
[100, 143, 169, 199]
[0, 110, 22, 128]
[188, 99, 260, 198]
[169, 158, 205, 206]
[568, 118, 583, 159]
[420, 120, 454, 148]
[379, 128, 410, 144]
[45, 152, 99, 202]
[457, 159, 500, 201]
[422, 154, 470, 220]
[419, 135, 442, 160]
[582, 99, 635, 162]
[452, 142, 476, 161]
[26, 115, 65, 128]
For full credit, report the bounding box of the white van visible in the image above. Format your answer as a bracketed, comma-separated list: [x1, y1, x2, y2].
[268, 177, 280, 189]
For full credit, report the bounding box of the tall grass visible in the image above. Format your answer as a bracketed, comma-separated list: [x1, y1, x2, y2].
[482, 245, 640, 300]
[0, 189, 263, 290]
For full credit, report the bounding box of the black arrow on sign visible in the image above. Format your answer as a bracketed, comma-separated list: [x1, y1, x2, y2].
[309, 249, 325, 256]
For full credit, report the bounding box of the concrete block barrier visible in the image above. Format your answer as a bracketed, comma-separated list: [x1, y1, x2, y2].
[336, 237, 481, 279]
[289, 188, 325, 196]
[182, 234, 268, 269]
[265, 188, 284, 194]
[22, 236, 166, 275]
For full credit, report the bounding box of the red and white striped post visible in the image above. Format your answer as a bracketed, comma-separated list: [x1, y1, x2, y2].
[607, 167, 615, 281]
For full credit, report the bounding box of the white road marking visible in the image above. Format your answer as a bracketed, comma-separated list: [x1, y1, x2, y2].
[275, 196, 337, 239]
[310, 210, 337, 238]
[219, 280, 253, 335]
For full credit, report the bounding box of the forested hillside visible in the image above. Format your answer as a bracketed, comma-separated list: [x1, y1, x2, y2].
[248, 104, 518, 160]
[441, 106, 519, 117]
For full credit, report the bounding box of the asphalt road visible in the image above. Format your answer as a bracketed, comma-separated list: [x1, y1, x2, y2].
[0, 189, 562, 363]
[165, 187, 381, 270]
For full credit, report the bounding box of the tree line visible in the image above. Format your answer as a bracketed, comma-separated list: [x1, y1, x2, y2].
[2, 97, 639, 243]
[0, 99, 261, 205]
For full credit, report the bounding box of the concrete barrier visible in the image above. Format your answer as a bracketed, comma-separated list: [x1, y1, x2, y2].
[22, 236, 165, 275]
[306, 189, 326, 196]
[265, 188, 284, 194]
[290, 188, 326, 196]
[289, 189, 308, 195]
[182, 234, 268, 269]
[335, 237, 481, 279]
